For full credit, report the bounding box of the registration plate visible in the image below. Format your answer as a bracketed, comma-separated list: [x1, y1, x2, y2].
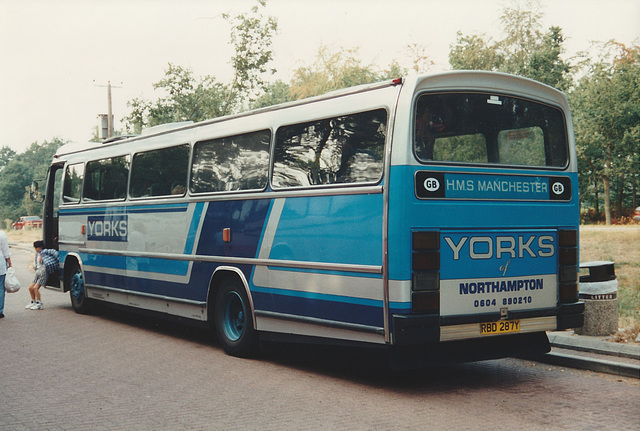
[480, 320, 520, 335]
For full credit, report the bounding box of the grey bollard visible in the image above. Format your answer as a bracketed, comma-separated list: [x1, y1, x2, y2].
[574, 261, 618, 336]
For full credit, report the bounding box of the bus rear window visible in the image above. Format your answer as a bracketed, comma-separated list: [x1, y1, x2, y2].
[415, 93, 568, 168]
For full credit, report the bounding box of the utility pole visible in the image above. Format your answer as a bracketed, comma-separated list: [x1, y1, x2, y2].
[107, 81, 113, 138]
[94, 80, 122, 139]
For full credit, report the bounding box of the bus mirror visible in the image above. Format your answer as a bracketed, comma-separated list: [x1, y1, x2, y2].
[30, 180, 43, 203]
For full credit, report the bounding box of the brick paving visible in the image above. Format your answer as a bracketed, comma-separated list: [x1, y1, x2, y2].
[1, 246, 639, 430]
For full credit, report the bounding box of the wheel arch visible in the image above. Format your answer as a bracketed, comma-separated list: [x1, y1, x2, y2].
[207, 266, 256, 328]
[62, 252, 83, 292]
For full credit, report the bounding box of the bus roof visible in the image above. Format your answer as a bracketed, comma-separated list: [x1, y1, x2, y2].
[53, 71, 569, 160]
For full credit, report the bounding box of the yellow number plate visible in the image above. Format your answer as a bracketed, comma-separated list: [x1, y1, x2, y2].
[480, 320, 520, 335]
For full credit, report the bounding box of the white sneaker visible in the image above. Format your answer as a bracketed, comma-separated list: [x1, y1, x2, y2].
[25, 302, 35, 309]
[30, 302, 43, 310]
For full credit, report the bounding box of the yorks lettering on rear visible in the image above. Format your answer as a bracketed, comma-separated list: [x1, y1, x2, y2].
[88, 215, 128, 242]
[444, 235, 555, 260]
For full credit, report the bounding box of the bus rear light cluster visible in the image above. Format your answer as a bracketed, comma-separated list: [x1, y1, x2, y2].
[558, 229, 578, 303]
[412, 231, 440, 313]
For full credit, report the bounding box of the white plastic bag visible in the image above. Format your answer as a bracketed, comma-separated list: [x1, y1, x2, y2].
[4, 267, 21, 293]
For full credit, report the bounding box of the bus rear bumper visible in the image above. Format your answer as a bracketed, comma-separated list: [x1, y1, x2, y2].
[392, 301, 584, 348]
[387, 330, 551, 369]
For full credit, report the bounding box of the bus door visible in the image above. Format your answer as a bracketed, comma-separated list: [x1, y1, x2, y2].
[38, 162, 65, 291]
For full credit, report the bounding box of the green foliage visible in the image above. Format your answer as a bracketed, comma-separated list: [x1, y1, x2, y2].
[0, 138, 64, 221]
[449, 1, 572, 91]
[250, 80, 292, 110]
[289, 46, 408, 100]
[571, 42, 640, 223]
[123, 64, 232, 133]
[449, 32, 502, 71]
[289, 46, 378, 100]
[123, 1, 277, 132]
[526, 26, 572, 91]
[223, 0, 278, 111]
[0, 146, 17, 173]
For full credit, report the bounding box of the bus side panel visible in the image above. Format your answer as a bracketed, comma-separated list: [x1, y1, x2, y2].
[60, 194, 387, 341]
[251, 193, 385, 332]
[66, 200, 269, 303]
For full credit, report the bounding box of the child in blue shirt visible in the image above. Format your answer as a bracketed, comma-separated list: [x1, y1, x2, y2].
[26, 240, 59, 310]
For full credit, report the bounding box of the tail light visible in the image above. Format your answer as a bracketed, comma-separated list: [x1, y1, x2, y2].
[558, 229, 578, 303]
[412, 231, 440, 313]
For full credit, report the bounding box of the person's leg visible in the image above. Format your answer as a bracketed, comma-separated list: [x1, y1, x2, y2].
[30, 285, 43, 309]
[0, 274, 5, 316]
[26, 283, 38, 308]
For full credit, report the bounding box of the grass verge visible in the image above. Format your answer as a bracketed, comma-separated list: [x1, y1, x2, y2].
[580, 226, 639, 343]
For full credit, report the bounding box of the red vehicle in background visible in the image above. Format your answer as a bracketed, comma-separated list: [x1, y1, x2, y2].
[12, 216, 43, 229]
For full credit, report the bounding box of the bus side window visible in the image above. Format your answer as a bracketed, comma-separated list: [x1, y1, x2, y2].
[62, 163, 84, 204]
[190, 130, 270, 194]
[83, 156, 129, 202]
[272, 109, 387, 188]
[131, 144, 190, 198]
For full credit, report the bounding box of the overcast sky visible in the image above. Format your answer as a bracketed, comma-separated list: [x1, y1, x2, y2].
[1, 0, 638, 153]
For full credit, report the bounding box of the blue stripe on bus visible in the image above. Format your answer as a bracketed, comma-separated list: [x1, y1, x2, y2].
[84, 270, 198, 301]
[251, 290, 383, 327]
[196, 199, 271, 259]
[389, 302, 411, 311]
[81, 253, 189, 276]
[59, 203, 188, 216]
[251, 285, 381, 307]
[184, 202, 205, 254]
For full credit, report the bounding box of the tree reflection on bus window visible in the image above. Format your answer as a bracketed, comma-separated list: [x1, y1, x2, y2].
[273, 109, 387, 188]
[84, 156, 129, 201]
[414, 93, 567, 168]
[130, 144, 190, 198]
[62, 163, 84, 204]
[190, 130, 271, 194]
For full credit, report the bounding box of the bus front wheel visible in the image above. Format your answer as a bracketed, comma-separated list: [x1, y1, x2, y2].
[214, 278, 257, 357]
[68, 262, 92, 314]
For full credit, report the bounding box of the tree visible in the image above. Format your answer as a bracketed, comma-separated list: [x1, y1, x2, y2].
[123, 64, 232, 133]
[0, 146, 16, 173]
[571, 42, 640, 224]
[406, 43, 435, 74]
[123, 1, 277, 132]
[289, 46, 377, 100]
[449, 32, 502, 71]
[223, 0, 278, 112]
[288, 46, 409, 100]
[0, 138, 64, 222]
[250, 80, 292, 110]
[449, 0, 572, 90]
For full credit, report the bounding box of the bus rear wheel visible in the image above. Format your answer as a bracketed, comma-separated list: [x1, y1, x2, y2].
[214, 278, 257, 357]
[68, 262, 92, 314]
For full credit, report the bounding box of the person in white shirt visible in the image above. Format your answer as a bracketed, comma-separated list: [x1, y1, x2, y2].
[0, 229, 13, 318]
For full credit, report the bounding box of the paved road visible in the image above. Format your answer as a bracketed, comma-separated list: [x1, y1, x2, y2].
[1, 246, 639, 430]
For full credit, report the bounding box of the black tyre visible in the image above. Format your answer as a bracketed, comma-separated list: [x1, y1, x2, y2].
[214, 277, 257, 357]
[68, 262, 92, 314]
